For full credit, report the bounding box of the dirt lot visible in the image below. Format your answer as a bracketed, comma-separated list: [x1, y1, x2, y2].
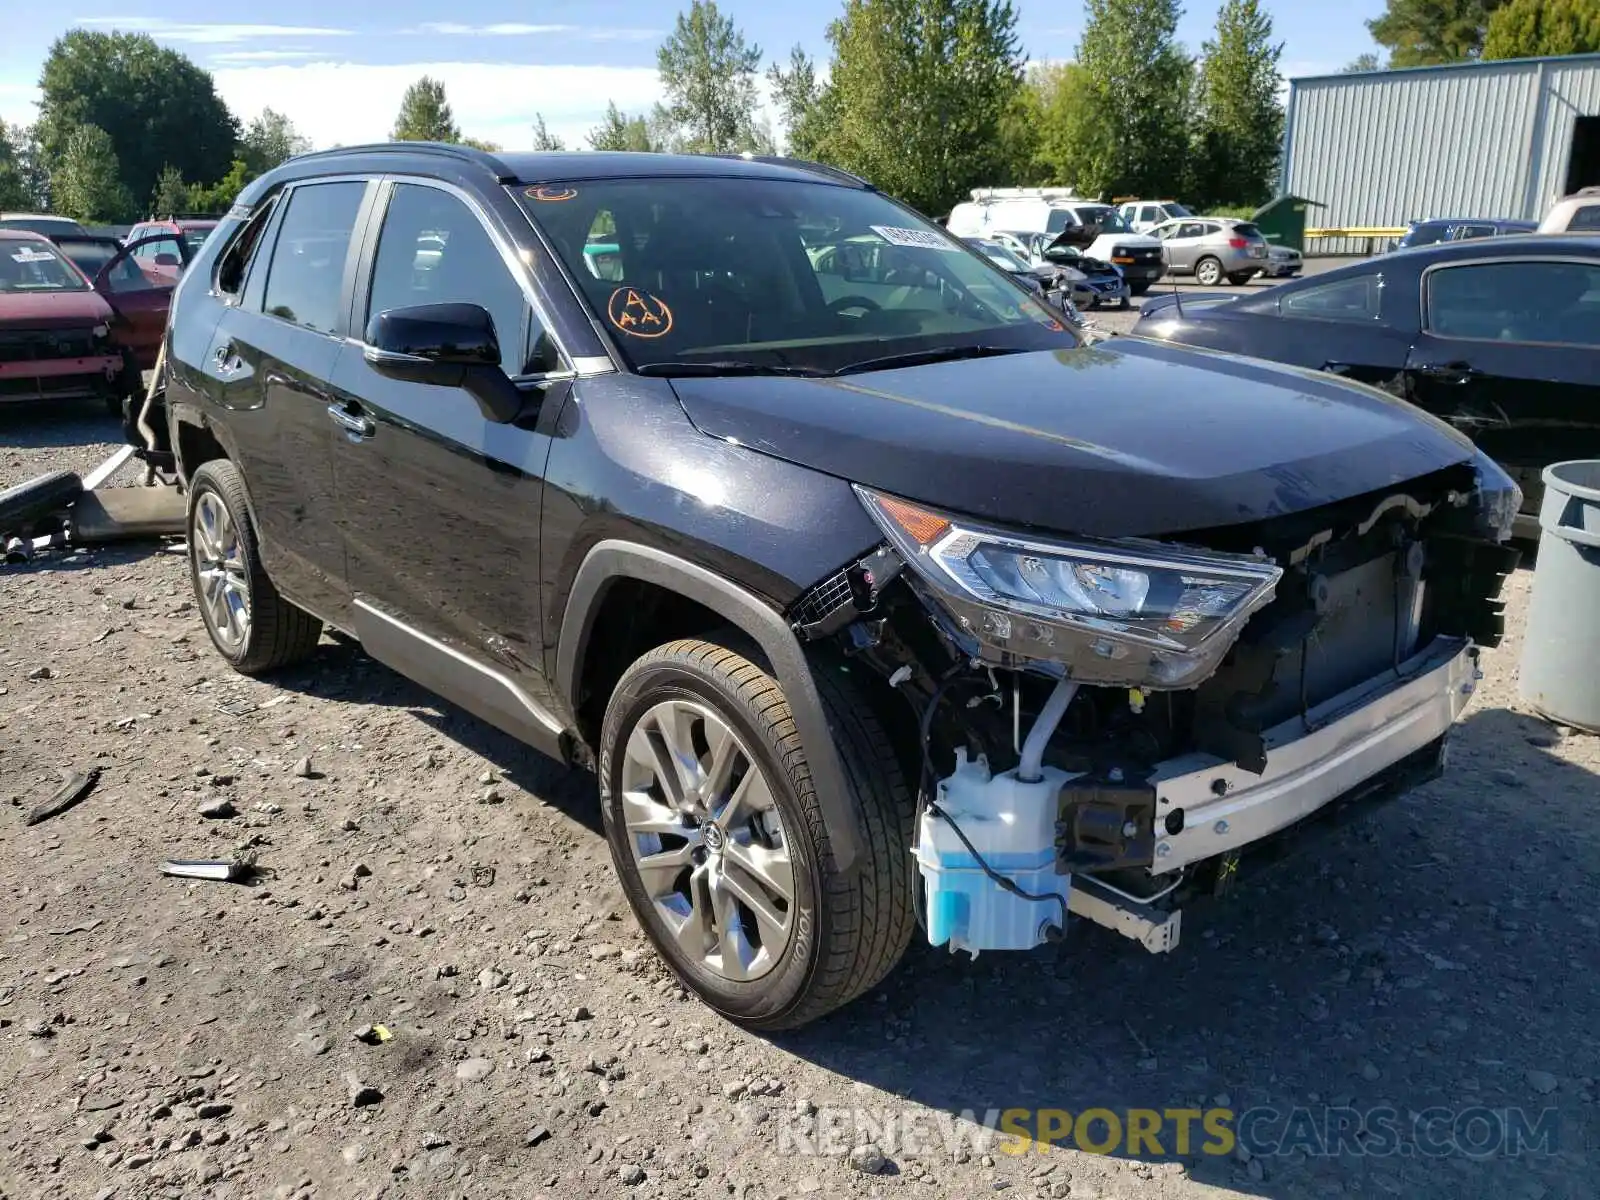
[2, 356, 1597, 1200]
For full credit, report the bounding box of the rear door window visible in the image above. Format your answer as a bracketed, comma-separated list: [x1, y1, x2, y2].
[261, 180, 366, 335]
[1281, 274, 1383, 322]
[1425, 260, 1599, 346]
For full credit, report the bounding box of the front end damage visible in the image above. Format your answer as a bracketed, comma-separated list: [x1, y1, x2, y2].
[790, 455, 1520, 958]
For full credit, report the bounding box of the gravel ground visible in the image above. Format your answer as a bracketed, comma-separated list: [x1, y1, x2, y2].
[1, 303, 1596, 1200]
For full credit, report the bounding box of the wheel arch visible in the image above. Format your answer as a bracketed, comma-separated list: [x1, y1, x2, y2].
[557, 540, 866, 873]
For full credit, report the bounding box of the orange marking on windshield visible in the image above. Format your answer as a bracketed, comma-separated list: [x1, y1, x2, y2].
[607, 287, 674, 338]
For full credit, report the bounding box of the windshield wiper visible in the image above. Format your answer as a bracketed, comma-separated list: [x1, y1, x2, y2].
[832, 344, 1029, 376]
[635, 360, 830, 378]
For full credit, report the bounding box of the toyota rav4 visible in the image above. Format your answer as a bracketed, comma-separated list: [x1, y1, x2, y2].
[148, 145, 1520, 1030]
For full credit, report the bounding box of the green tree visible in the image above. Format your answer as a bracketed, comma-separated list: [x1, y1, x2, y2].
[1484, 0, 1600, 57]
[391, 76, 461, 142]
[656, 0, 763, 153]
[240, 108, 310, 178]
[1064, 0, 1193, 199]
[767, 45, 825, 157]
[1028, 61, 1114, 189]
[37, 30, 238, 209]
[0, 120, 28, 211]
[150, 164, 189, 216]
[52, 123, 129, 221]
[1190, 0, 1284, 208]
[461, 137, 502, 151]
[588, 101, 661, 151]
[1367, 0, 1506, 65]
[1341, 52, 1386, 71]
[529, 114, 566, 151]
[817, 0, 1025, 215]
[186, 159, 250, 214]
[4, 124, 51, 209]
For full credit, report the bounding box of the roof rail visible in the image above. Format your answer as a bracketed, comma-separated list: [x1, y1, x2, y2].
[708, 153, 874, 189]
[969, 187, 1084, 202]
[289, 141, 518, 182]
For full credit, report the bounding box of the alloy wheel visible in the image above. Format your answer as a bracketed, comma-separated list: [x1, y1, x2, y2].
[619, 698, 796, 982]
[192, 489, 251, 651]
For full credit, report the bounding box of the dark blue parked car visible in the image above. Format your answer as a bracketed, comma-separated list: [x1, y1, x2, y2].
[1393, 217, 1538, 251]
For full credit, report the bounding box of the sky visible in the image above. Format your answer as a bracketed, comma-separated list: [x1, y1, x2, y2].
[0, 2, 1391, 153]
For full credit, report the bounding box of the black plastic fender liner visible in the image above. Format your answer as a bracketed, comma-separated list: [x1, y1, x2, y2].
[0, 470, 83, 537]
[557, 540, 866, 873]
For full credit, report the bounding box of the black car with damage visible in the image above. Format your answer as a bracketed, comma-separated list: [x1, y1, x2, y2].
[145, 145, 1520, 1030]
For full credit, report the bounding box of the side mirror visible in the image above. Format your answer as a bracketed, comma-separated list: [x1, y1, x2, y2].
[363, 302, 523, 423]
[154, 252, 180, 267]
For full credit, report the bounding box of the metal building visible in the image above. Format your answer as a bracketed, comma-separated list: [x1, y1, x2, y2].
[1280, 53, 1600, 252]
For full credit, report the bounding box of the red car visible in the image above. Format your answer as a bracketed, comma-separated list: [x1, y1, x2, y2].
[0, 229, 179, 413]
[126, 217, 218, 284]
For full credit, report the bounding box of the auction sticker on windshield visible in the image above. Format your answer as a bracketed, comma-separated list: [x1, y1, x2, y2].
[870, 226, 959, 252]
[11, 248, 58, 263]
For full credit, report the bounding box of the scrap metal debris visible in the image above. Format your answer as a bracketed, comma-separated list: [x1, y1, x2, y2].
[160, 854, 256, 883]
[23, 768, 101, 827]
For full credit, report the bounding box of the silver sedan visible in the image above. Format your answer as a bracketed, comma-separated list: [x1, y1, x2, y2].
[1151, 217, 1271, 286]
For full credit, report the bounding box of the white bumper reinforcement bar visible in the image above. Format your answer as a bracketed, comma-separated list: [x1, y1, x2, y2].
[1147, 636, 1477, 875]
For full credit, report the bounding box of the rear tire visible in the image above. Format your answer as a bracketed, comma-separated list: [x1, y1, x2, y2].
[186, 459, 322, 675]
[1129, 281, 1153, 297]
[599, 637, 915, 1030]
[1195, 256, 1224, 286]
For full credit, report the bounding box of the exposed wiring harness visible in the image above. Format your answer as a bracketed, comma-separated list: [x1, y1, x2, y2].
[907, 669, 1070, 941]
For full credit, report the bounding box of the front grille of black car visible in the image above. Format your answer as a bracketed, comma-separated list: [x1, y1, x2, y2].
[0, 327, 102, 362]
[1111, 246, 1162, 265]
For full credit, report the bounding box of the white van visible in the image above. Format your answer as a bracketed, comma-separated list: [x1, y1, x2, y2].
[946, 189, 1166, 294]
[1118, 199, 1194, 233]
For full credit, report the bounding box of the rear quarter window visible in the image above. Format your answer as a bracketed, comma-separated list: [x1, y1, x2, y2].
[1280, 274, 1384, 322]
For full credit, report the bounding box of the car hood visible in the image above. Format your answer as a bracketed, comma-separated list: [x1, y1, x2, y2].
[669, 338, 1478, 539]
[0, 289, 113, 329]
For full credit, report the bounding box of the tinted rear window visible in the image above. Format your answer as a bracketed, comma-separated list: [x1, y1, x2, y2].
[1234, 223, 1263, 238]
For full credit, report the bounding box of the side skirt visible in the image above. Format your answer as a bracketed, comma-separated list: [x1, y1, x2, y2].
[352, 598, 569, 763]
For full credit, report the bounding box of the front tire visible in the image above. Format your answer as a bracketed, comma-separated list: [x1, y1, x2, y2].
[599, 638, 915, 1030]
[186, 459, 322, 675]
[1227, 271, 1255, 286]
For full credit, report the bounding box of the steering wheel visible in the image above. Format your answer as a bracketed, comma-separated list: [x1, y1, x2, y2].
[828, 294, 881, 317]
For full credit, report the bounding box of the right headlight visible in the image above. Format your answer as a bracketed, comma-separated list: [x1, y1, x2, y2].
[857, 488, 1282, 688]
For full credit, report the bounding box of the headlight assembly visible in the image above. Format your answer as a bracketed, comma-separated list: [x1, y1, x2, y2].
[856, 488, 1282, 688]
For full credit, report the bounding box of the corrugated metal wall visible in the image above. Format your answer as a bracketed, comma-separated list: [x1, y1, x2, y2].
[1281, 55, 1600, 255]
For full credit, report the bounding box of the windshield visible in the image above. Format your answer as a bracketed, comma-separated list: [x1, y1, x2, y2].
[1075, 206, 1133, 233]
[1164, 203, 1194, 219]
[521, 176, 1078, 373]
[1400, 222, 1447, 248]
[0, 241, 89, 292]
[968, 239, 1031, 273]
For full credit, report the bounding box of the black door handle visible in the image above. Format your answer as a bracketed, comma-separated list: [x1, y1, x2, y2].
[1414, 361, 1480, 384]
[327, 403, 375, 441]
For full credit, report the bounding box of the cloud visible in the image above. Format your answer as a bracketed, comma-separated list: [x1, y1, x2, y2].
[207, 60, 665, 151]
[208, 50, 326, 64]
[409, 22, 662, 42]
[75, 17, 351, 44]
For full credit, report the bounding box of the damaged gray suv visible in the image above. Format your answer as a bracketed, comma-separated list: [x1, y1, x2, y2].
[151, 144, 1521, 1029]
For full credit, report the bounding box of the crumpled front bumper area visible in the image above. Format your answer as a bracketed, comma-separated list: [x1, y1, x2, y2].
[1148, 636, 1477, 874]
